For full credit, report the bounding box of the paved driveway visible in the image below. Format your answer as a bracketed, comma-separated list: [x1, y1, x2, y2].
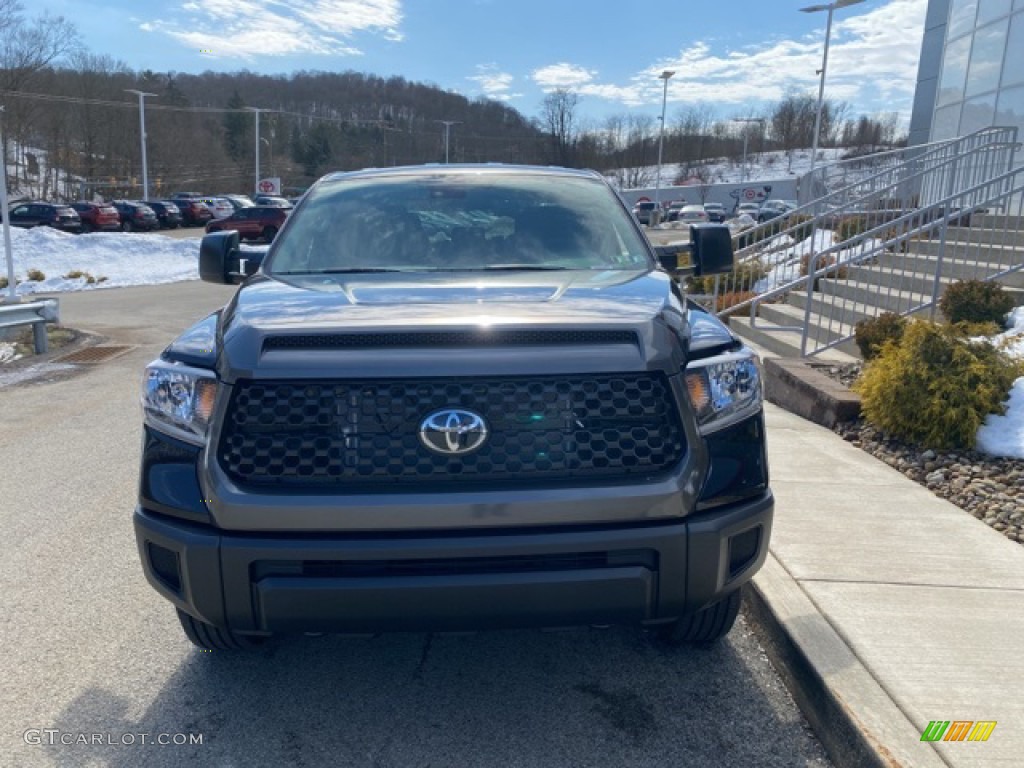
[0, 282, 830, 767]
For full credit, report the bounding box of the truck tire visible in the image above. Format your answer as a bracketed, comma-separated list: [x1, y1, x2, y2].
[176, 609, 266, 651]
[656, 587, 742, 646]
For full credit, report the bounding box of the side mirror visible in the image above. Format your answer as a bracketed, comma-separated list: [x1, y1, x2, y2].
[199, 232, 266, 284]
[199, 231, 241, 284]
[654, 244, 692, 273]
[690, 223, 734, 276]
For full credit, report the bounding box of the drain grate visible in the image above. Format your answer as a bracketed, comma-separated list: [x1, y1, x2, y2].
[54, 345, 135, 364]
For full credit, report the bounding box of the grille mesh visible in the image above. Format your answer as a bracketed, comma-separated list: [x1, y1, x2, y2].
[219, 374, 685, 488]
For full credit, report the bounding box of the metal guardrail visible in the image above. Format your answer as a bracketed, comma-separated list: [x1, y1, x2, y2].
[0, 299, 60, 353]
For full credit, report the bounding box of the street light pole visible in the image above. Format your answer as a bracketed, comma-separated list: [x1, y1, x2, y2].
[244, 107, 263, 194]
[124, 90, 156, 200]
[801, 0, 865, 175]
[654, 70, 675, 211]
[732, 117, 766, 182]
[437, 120, 460, 164]
[0, 105, 16, 303]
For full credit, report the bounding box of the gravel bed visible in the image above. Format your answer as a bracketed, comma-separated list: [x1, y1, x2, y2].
[809, 362, 1024, 545]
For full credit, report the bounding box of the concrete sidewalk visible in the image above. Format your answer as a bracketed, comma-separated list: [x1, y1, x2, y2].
[751, 402, 1024, 767]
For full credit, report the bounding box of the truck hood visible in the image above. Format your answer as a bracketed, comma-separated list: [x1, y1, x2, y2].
[216, 269, 690, 378]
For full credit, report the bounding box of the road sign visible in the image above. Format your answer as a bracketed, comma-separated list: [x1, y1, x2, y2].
[257, 177, 281, 195]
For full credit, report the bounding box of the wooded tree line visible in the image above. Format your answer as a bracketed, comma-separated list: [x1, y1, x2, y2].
[0, 1, 905, 200]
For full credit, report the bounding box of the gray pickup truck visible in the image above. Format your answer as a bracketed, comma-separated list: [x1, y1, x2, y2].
[135, 165, 772, 650]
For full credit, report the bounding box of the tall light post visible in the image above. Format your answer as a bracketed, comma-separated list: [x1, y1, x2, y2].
[654, 70, 675, 211]
[733, 117, 766, 182]
[0, 105, 16, 303]
[243, 107, 264, 194]
[437, 120, 460, 164]
[124, 90, 156, 199]
[801, 0, 865, 174]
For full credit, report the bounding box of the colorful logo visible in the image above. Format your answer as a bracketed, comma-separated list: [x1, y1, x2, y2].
[920, 721, 996, 742]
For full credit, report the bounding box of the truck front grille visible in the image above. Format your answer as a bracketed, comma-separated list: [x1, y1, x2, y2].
[218, 374, 686, 488]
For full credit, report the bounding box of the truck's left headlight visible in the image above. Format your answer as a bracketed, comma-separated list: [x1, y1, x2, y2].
[685, 348, 762, 434]
[141, 360, 217, 445]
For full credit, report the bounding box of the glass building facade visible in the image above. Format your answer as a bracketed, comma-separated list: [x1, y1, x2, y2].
[910, 0, 1024, 149]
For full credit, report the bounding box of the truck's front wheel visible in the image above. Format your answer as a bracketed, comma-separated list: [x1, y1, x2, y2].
[176, 609, 266, 651]
[656, 588, 742, 646]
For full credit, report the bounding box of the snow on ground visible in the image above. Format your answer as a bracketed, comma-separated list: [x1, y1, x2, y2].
[1, 226, 200, 295]
[978, 307, 1024, 459]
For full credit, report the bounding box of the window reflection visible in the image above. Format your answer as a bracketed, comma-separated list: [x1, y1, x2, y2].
[995, 85, 1024, 133]
[977, 0, 1012, 24]
[960, 92, 998, 132]
[965, 20, 1009, 97]
[934, 104, 962, 140]
[938, 35, 972, 106]
[1005, 12, 1024, 87]
[949, 0, 980, 38]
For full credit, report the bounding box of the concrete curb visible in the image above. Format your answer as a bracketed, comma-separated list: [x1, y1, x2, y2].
[763, 357, 861, 429]
[746, 554, 946, 768]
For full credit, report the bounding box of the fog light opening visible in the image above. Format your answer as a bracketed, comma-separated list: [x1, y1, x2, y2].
[728, 527, 761, 579]
[147, 542, 182, 594]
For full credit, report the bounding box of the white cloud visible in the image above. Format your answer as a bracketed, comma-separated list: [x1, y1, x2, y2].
[468, 64, 522, 101]
[530, 0, 927, 118]
[150, 0, 403, 59]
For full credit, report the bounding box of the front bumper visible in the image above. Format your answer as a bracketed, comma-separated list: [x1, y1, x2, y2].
[134, 492, 772, 636]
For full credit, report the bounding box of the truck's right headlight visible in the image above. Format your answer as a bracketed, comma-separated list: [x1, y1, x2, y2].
[141, 360, 217, 445]
[685, 348, 762, 434]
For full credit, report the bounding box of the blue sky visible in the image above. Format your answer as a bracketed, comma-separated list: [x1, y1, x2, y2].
[30, 0, 929, 125]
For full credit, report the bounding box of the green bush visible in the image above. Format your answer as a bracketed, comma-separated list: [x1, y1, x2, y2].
[26, 268, 45, 282]
[939, 279, 1015, 326]
[854, 319, 1024, 449]
[854, 312, 907, 360]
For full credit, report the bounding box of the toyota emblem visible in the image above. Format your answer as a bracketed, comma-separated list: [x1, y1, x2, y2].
[419, 409, 488, 455]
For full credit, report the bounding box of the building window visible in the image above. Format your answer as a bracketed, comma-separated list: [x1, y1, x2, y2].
[938, 35, 972, 106]
[934, 103, 963, 140]
[977, 0, 1012, 24]
[995, 84, 1024, 133]
[965, 20, 1009, 97]
[960, 92, 998, 133]
[949, 0, 980, 38]
[1005, 11, 1024, 87]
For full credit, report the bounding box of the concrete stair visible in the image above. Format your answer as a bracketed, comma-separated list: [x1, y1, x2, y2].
[727, 217, 1024, 358]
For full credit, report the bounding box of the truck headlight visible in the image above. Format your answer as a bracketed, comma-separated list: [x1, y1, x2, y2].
[685, 349, 762, 434]
[141, 360, 217, 445]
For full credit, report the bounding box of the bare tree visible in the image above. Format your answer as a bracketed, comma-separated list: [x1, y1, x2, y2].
[540, 88, 580, 167]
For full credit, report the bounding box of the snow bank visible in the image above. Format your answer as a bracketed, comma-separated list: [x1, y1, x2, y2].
[2, 226, 200, 295]
[977, 307, 1024, 459]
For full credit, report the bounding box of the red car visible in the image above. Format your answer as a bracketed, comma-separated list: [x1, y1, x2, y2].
[173, 198, 214, 227]
[205, 205, 289, 242]
[70, 202, 122, 233]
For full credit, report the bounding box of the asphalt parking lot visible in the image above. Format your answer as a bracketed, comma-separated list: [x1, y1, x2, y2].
[0, 282, 830, 767]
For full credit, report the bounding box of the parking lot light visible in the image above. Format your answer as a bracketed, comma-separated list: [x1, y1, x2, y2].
[654, 70, 675, 213]
[125, 90, 157, 200]
[0, 105, 16, 304]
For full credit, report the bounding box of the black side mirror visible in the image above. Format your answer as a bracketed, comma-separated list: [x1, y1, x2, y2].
[690, 223, 734, 276]
[199, 231, 241, 284]
[199, 232, 265, 284]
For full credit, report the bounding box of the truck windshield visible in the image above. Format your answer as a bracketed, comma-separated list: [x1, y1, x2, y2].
[265, 172, 653, 274]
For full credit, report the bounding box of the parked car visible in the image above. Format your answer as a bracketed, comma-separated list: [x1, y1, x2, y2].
[631, 200, 658, 225]
[703, 203, 727, 223]
[223, 194, 255, 212]
[70, 201, 121, 233]
[757, 200, 798, 224]
[137, 163, 770, 651]
[204, 205, 289, 242]
[2, 202, 81, 232]
[253, 195, 294, 209]
[676, 205, 709, 225]
[736, 202, 761, 219]
[112, 200, 160, 232]
[144, 201, 183, 229]
[171, 197, 214, 227]
[197, 197, 234, 219]
[665, 201, 688, 222]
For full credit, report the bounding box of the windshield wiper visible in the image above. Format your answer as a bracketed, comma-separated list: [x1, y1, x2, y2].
[275, 268, 409, 275]
[478, 264, 570, 271]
